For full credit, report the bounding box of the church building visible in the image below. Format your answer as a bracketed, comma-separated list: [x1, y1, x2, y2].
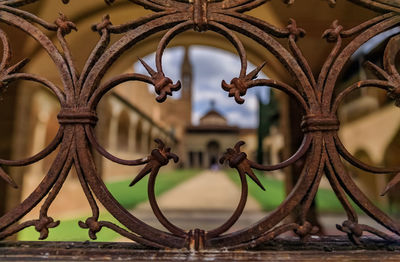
[184, 102, 257, 169]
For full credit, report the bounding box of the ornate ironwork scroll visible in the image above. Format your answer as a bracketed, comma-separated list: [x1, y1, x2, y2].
[0, 0, 400, 251]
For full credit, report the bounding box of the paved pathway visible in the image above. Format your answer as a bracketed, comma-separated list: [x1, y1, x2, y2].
[119, 170, 393, 242]
[136, 170, 261, 211]
[129, 170, 266, 232]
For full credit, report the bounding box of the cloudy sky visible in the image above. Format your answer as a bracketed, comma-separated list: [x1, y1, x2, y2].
[134, 46, 270, 128]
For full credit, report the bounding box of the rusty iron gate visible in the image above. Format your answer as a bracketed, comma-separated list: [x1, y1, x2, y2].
[0, 0, 400, 252]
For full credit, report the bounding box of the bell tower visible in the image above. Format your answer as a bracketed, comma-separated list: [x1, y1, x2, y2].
[180, 46, 193, 123]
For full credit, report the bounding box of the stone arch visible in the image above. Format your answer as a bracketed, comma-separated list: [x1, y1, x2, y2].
[117, 110, 130, 152]
[21, 1, 286, 97]
[18, 1, 284, 173]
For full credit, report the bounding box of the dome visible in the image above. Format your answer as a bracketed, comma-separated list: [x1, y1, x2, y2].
[199, 109, 228, 126]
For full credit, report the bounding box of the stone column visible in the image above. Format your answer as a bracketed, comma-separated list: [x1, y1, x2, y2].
[108, 101, 122, 152]
[129, 114, 139, 153]
[141, 121, 150, 154]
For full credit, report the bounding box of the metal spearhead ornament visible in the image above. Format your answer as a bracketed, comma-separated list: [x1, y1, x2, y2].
[220, 141, 265, 191]
[129, 139, 179, 187]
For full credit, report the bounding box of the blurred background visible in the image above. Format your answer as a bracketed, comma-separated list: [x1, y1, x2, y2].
[0, 0, 399, 242]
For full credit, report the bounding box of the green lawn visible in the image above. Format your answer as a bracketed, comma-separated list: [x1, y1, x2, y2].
[107, 169, 200, 210]
[227, 170, 286, 211]
[226, 170, 366, 213]
[18, 169, 200, 242]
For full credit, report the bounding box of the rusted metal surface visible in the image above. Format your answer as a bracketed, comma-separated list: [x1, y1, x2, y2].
[2, 237, 400, 261]
[0, 0, 399, 251]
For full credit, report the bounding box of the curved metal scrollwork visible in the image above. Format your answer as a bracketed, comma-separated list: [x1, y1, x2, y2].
[0, 0, 399, 251]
